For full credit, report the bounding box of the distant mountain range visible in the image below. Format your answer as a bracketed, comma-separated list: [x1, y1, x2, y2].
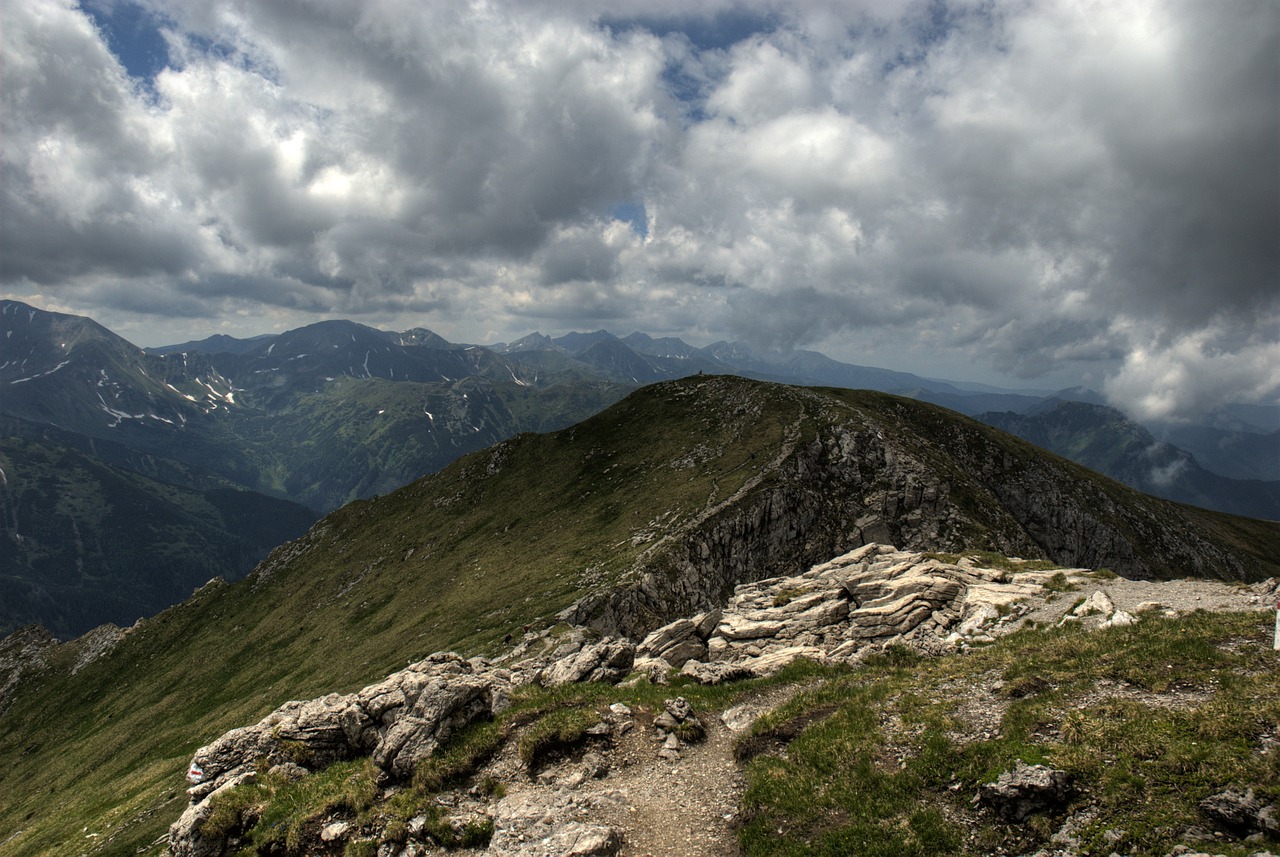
[1, 299, 1276, 636]
[978, 400, 1280, 520]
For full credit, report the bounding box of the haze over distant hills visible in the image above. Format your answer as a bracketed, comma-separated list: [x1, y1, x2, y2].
[1, 299, 1276, 637]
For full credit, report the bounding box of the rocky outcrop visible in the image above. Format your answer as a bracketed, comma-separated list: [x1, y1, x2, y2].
[0, 624, 56, 715]
[980, 761, 1074, 822]
[173, 544, 963, 854]
[167, 545, 1275, 857]
[1199, 787, 1280, 838]
[555, 381, 1266, 643]
[639, 544, 1031, 684]
[171, 653, 512, 856]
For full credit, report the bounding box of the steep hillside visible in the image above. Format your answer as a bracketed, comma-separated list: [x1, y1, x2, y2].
[0, 436, 317, 638]
[1, 376, 1277, 854]
[1156, 422, 1280, 482]
[980, 400, 1280, 520]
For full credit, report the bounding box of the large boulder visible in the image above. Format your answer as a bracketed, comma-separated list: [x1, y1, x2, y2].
[539, 638, 635, 686]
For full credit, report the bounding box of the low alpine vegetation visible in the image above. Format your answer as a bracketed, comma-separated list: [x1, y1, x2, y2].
[736, 611, 1280, 856]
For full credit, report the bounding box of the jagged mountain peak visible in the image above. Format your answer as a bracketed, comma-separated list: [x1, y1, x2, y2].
[553, 329, 620, 354]
[394, 327, 456, 349]
[498, 331, 563, 353]
[620, 332, 700, 359]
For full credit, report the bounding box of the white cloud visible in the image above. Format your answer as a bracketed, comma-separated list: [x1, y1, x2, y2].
[1, 0, 1275, 420]
[1104, 326, 1280, 423]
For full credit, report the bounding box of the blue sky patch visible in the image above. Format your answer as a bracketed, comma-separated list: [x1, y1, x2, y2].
[609, 202, 648, 238]
[81, 0, 170, 81]
[601, 8, 780, 52]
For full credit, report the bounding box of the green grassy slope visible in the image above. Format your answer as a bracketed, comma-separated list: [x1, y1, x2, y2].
[738, 611, 1279, 856]
[1, 376, 1277, 855]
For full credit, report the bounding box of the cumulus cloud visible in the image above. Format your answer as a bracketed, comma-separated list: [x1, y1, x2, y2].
[1104, 326, 1280, 423]
[1, 0, 1275, 420]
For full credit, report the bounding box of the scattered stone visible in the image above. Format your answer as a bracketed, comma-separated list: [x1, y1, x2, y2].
[490, 788, 625, 855]
[720, 703, 762, 733]
[1074, 591, 1116, 618]
[320, 821, 350, 842]
[653, 711, 679, 733]
[1100, 610, 1138, 629]
[1200, 787, 1280, 837]
[980, 761, 1073, 822]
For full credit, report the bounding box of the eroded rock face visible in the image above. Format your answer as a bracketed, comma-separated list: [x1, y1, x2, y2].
[665, 544, 982, 683]
[539, 639, 635, 687]
[169, 653, 511, 855]
[1199, 787, 1280, 837]
[0, 625, 57, 715]
[182, 653, 506, 797]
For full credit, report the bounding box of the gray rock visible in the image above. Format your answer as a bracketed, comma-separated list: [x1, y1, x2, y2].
[980, 761, 1073, 822]
[168, 772, 256, 857]
[717, 616, 785, 640]
[320, 820, 350, 842]
[1073, 590, 1116, 618]
[656, 637, 708, 668]
[638, 619, 695, 656]
[664, 697, 693, 721]
[547, 822, 622, 856]
[721, 703, 762, 733]
[957, 603, 1000, 636]
[490, 790, 624, 856]
[1200, 787, 1277, 836]
[541, 638, 635, 686]
[692, 608, 723, 639]
[679, 660, 759, 685]
[627, 656, 673, 684]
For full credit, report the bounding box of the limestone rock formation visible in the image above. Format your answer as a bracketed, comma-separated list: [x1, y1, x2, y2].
[168, 544, 1273, 856]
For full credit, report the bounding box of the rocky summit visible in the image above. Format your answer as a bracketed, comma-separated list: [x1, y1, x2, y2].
[168, 545, 1280, 857]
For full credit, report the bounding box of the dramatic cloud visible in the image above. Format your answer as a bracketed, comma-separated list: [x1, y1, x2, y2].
[2, 0, 1276, 420]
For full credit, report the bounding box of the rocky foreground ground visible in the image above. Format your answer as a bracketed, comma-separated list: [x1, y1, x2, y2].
[167, 545, 1280, 857]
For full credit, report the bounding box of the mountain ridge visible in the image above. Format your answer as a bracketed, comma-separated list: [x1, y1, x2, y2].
[979, 399, 1280, 520]
[2, 375, 1277, 854]
[3, 300, 1276, 640]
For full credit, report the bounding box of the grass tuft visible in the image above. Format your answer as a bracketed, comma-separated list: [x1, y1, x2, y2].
[737, 611, 1280, 856]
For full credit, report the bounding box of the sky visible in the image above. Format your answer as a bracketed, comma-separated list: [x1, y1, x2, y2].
[1, 0, 1277, 421]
